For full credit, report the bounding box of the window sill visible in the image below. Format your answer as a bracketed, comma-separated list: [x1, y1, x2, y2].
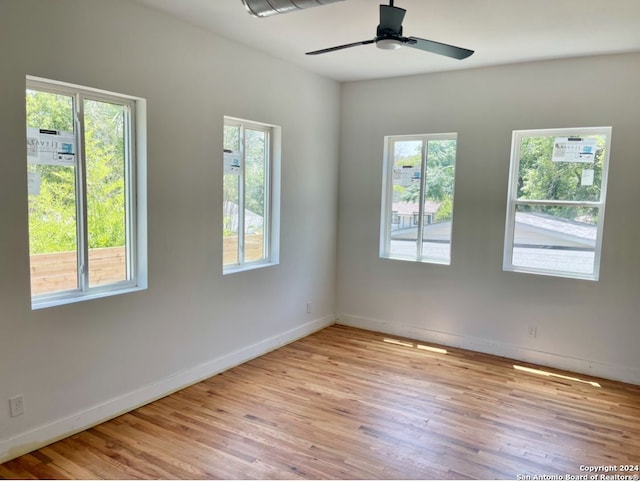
[504, 266, 598, 281]
[32, 285, 147, 310]
[380, 255, 451, 266]
[223, 261, 278, 276]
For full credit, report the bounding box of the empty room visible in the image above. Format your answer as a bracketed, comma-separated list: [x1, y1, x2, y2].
[1, 0, 639, 479]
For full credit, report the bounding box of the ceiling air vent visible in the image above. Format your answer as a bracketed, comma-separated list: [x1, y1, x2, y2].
[241, 0, 344, 18]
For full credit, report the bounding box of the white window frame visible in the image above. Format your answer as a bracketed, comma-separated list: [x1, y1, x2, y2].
[379, 132, 457, 265]
[223, 116, 280, 274]
[26, 76, 147, 309]
[503, 126, 612, 281]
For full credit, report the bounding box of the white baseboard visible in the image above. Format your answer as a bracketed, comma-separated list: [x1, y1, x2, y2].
[337, 313, 640, 386]
[0, 315, 335, 464]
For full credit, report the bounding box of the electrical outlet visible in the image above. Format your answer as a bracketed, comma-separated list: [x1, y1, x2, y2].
[306, 302, 312, 314]
[9, 395, 24, 417]
[528, 325, 538, 338]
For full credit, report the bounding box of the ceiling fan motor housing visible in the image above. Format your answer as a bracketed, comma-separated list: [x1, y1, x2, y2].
[242, 0, 344, 18]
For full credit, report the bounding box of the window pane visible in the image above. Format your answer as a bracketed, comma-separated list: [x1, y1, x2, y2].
[512, 204, 598, 275]
[84, 99, 128, 287]
[389, 140, 422, 258]
[422, 139, 456, 263]
[223, 172, 240, 266]
[223, 124, 240, 152]
[26, 90, 78, 295]
[244, 129, 266, 263]
[517, 135, 606, 202]
[223, 124, 240, 266]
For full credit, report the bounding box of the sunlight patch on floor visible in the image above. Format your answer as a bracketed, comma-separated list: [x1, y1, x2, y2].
[383, 338, 448, 354]
[513, 364, 601, 388]
[417, 344, 448, 355]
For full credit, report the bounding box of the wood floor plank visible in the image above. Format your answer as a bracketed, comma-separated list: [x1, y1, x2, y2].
[2, 325, 640, 479]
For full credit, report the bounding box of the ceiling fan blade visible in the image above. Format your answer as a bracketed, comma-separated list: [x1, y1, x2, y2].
[379, 4, 406, 34]
[306, 39, 375, 55]
[406, 36, 474, 59]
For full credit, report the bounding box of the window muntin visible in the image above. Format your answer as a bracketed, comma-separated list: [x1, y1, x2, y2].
[503, 127, 611, 280]
[223, 117, 274, 272]
[380, 133, 457, 264]
[26, 78, 142, 306]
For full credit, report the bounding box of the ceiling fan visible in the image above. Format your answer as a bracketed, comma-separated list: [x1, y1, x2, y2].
[306, 0, 474, 60]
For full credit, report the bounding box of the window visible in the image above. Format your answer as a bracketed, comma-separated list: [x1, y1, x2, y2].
[223, 117, 279, 273]
[380, 133, 457, 264]
[503, 127, 611, 280]
[26, 77, 146, 307]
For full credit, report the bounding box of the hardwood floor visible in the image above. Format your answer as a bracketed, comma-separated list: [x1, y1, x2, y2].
[2, 324, 639, 479]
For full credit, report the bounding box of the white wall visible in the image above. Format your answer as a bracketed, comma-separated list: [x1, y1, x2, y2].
[0, 0, 340, 462]
[337, 53, 640, 385]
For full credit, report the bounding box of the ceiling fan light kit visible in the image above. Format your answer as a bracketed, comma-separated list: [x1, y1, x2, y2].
[376, 38, 403, 50]
[241, 0, 344, 18]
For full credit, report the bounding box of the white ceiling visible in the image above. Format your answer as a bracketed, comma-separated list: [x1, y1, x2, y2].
[135, 0, 640, 82]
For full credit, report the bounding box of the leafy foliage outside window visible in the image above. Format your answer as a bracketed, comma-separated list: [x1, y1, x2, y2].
[517, 135, 605, 223]
[394, 139, 456, 223]
[27, 91, 126, 255]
